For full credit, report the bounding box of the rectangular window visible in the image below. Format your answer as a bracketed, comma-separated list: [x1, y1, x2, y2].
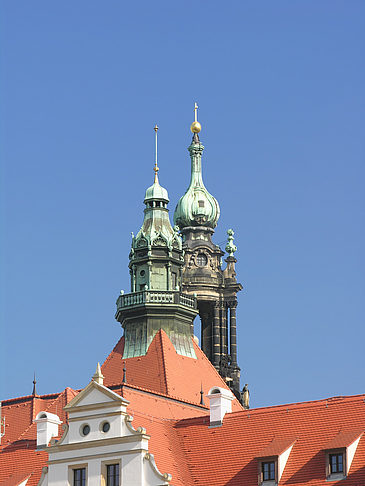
[262, 461, 275, 481]
[73, 468, 86, 486]
[107, 464, 119, 486]
[330, 453, 344, 474]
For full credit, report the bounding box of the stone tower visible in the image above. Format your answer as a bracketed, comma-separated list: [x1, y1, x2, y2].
[115, 140, 198, 359]
[174, 108, 243, 399]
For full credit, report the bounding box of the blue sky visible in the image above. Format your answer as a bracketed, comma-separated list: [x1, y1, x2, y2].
[1, 1, 364, 408]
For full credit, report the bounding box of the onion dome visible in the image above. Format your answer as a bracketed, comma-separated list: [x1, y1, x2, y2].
[174, 107, 220, 230]
[144, 178, 169, 204]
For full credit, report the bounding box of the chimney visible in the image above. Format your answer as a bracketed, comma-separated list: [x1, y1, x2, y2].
[207, 387, 234, 427]
[35, 411, 62, 447]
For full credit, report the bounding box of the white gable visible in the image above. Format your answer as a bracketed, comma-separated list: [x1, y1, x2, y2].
[76, 386, 116, 406]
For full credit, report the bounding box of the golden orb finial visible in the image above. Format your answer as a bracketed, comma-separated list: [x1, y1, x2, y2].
[190, 102, 201, 133]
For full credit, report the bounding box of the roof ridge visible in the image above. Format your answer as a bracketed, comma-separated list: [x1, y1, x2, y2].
[223, 393, 365, 417]
[16, 389, 69, 443]
[110, 381, 209, 409]
[2, 392, 61, 405]
[102, 336, 124, 368]
[158, 329, 171, 396]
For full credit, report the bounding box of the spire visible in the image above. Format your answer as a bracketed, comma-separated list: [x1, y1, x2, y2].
[143, 124, 169, 204]
[92, 363, 104, 385]
[131, 124, 181, 258]
[190, 102, 201, 138]
[154, 124, 159, 183]
[225, 229, 237, 257]
[122, 362, 127, 383]
[174, 103, 220, 230]
[32, 372, 37, 396]
[200, 383, 205, 405]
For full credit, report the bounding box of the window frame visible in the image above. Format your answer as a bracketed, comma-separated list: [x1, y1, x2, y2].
[258, 456, 277, 485]
[101, 460, 121, 486]
[262, 461, 276, 481]
[68, 464, 88, 486]
[326, 448, 346, 480]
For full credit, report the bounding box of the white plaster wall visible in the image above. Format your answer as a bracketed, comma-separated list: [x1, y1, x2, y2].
[66, 412, 128, 444]
[347, 436, 361, 473]
[46, 450, 154, 486]
[278, 444, 293, 481]
[78, 388, 115, 406]
[122, 452, 144, 485]
[50, 437, 150, 464]
[68, 404, 125, 420]
[18, 479, 30, 486]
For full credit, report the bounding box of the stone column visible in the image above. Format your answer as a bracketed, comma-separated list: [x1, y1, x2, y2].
[229, 301, 238, 366]
[131, 265, 136, 292]
[213, 302, 221, 367]
[221, 303, 228, 356]
[166, 262, 171, 290]
[201, 312, 209, 358]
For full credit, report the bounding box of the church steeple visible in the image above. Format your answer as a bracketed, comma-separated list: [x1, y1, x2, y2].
[174, 104, 220, 231]
[115, 126, 198, 359]
[173, 105, 243, 402]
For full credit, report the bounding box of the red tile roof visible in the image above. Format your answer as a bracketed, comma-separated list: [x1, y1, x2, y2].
[102, 329, 243, 411]
[173, 394, 365, 486]
[258, 437, 296, 457]
[324, 428, 363, 449]
[0, 388, 77, 486]
[2, 331, 364, 486]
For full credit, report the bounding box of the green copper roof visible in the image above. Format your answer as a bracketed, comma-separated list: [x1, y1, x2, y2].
[133, 175, 182, 251]
[144, 177, 169, 203]
[174, 133, 220, 229]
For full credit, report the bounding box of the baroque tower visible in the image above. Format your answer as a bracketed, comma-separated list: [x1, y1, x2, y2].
[115, 127, 198, 360]
[174, 105, 243, 400]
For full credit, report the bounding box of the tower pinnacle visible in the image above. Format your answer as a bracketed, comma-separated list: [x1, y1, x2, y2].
[153, 124, 159, 183]
[191, 102, 201, 134]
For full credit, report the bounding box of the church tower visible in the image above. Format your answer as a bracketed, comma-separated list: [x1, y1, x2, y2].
[174, 105, 243, 399]
[115, 126, 198, 359]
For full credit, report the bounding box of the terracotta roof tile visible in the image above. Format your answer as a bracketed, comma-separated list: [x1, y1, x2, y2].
[173, 394, 365, 486]
[324, 428, 363, 449]
[0, 388, 77, 486]
[102, 330, 243, 411]
[258, 437, 296, 457]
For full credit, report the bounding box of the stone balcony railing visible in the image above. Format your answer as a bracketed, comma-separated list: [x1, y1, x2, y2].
[116, 290, 197, 312]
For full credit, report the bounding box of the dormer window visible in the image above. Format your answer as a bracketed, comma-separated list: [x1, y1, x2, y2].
[262, 461, 276, 481]
[329, 452, 344, 474]
[324, 429, 363, 481]
[257, 437, 296, 486]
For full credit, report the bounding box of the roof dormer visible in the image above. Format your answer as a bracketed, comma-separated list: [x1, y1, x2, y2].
[256, 437, 296, 486]
[324, 429, 363, 481]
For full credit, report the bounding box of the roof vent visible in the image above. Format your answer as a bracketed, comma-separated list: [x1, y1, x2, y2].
[35, 411, 62, 448]
[207, 386, 234, 427]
